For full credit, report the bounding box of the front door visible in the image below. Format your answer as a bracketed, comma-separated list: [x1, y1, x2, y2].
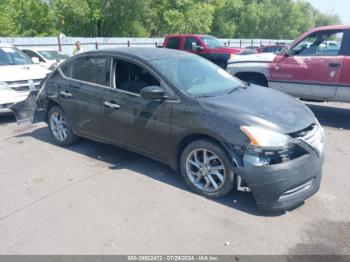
[103, 58, 173, 160]
[269, 30, 345, 100]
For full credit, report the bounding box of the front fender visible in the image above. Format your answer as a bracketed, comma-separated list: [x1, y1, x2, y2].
[227, 62, 270, 79]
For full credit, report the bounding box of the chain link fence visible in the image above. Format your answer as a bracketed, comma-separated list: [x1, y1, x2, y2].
[0, 36, 293, 56]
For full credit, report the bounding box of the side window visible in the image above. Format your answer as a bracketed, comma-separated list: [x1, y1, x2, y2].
[23, 50, 45, 62]
[114, 60, 160, 94]
[292, 31, 343, 57]
[166, 37, 181, 49]
[61, 56, 111, 86]
[23, 50, 34, 57]
[184, 37, 201, 50]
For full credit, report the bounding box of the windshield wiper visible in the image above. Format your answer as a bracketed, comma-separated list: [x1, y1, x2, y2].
[226, 85, 247, 94]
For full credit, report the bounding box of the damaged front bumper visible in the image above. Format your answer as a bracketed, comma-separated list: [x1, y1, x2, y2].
[235, 151, 324, 211]
[9, 90, 46, 124]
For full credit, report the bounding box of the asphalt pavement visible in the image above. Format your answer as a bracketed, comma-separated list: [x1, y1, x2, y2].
[0, 102, 349, 255]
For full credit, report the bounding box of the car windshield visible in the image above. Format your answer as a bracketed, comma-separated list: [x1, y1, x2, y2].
[58, 52, 69, 60]
[38, 50, 59, 60]
[0, 47, 33, 66]
[150, 55, 243, 97]
[200, 36, 224, 48]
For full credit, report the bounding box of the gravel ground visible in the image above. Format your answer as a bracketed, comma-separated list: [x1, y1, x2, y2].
[0, 102, 349, 255]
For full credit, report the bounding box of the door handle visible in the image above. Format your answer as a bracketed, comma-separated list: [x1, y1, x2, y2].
[329, 63, 341, 68]
[60, 90, 73, 98]
[68, 85, 80, 89]
[104, 101, 120, 109]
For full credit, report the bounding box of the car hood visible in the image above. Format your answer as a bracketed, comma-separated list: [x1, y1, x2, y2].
[228, 52, 276, 63]
[210, 47, 242, 54]
[198, 84, 315, 134]
[0, 64, 50, 81]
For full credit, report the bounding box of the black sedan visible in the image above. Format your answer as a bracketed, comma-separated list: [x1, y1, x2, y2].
[12, 48, 325, 211]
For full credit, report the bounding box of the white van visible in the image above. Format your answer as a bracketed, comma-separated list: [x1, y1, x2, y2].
[0, 44, 50, 114]
[21, 48, 70, 70]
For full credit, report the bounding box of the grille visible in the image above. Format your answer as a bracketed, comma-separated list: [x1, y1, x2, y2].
[6, 79, 42, 92]
[290, 123, 324, 156]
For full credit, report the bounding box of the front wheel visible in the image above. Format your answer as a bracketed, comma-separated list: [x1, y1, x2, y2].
[48, 106, 78, 146]
[180, 140, 235, 198]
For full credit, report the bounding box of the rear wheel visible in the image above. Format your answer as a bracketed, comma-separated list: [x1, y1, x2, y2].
[180, 140, 235, 198]
[48, 106, 78, 146]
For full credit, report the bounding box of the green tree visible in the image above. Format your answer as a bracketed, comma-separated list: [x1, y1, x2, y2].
[0, 0, 343, 38]
[146, 0, 215, 36]
[0, 0, 56, 36]
[50, 0, 150, 37]
[0, 2, 18, 36]
[15, 0, 57, 36]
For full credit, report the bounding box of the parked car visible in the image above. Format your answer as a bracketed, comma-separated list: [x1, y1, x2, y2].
[227, 25, 350, 103]
[257, 44, 287, 53]
[162, 34, 242, 69]
[0, 44, 50, 115]
[12, 48, 324, 211]
[240, 48, 258, 55]
[22, 48, 69, 70]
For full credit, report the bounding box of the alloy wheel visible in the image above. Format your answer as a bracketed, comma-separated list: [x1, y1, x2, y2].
[185, 148, 226, 193]
[50, 111, 68, 142]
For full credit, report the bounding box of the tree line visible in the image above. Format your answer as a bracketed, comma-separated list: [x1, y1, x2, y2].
[0, 0, 341, 39]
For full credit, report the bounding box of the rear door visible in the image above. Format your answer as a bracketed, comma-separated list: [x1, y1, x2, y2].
[103, 57, 174, 160]
[269, 30, 345, 100]
[58, 55, 111, 140]
[165, 36, 182, 50]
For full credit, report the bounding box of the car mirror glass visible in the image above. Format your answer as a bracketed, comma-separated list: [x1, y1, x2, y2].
[140, 86, 166, 100]
[32, 57, 40, 64]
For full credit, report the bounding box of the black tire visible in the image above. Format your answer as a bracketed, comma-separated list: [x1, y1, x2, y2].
[248, 75, 268, 87]
[180, 139, 235, 198]
[48, 106, 78, 146]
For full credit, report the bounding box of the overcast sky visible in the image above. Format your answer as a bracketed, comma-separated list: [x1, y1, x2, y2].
[305, 0, 350, 24]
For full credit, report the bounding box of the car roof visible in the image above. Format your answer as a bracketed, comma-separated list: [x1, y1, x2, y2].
[22, 48, 58, 52]
[292, 25, 350, 47]
[166, 34, 212, 38]
[0, 43, 15, 48]
[85, 47, 192, 61]
[311, 25, 350, 32]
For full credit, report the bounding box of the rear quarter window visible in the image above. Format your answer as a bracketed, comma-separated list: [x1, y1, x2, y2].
[166, 37, 181, 49]
[60, 56, 111, 87]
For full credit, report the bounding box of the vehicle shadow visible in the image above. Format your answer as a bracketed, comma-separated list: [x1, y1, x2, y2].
[0, 115, 16, 125]
[307, 103, 350, 130]
[14, 125, 285, 217]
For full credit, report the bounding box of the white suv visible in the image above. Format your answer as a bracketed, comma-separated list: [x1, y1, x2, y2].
[0, 44, 50, 114]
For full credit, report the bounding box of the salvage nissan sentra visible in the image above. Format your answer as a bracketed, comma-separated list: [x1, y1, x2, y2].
[12, 48, 325, 211]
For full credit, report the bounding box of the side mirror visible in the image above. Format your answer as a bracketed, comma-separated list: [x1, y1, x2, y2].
[32, 57, 40, 64]
[140, 86, 166, 100]
[192, 43, 203, 51]
[283, 49, 293, 57]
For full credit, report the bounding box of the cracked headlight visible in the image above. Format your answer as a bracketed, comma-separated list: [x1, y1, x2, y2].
[240, 126, 301, 167]
[241, 126, 292, 149]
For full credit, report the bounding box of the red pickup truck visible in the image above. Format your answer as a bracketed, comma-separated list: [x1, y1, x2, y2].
[227, 25, 350, 103]
[163, 34, 242, 69]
